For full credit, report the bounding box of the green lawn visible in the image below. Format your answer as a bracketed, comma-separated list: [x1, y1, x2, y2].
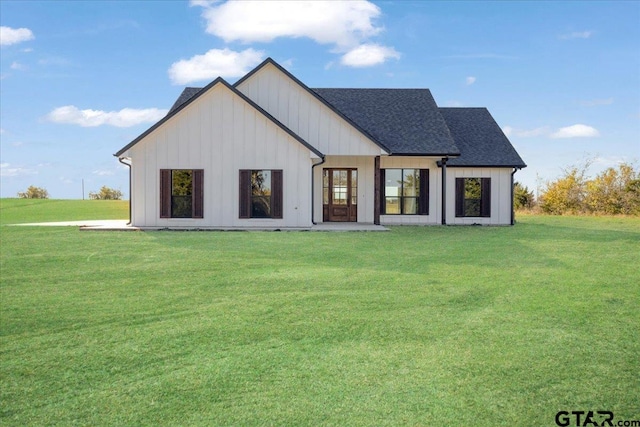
[1, 200, 639, 426]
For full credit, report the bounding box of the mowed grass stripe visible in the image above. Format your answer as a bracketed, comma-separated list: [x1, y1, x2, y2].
[1, 200, 639, 425]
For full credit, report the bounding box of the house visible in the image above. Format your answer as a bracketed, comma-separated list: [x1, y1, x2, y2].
[114, 58, 526, 228]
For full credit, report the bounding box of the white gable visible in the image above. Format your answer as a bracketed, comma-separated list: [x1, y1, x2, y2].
[235, 62, 386, 156]
[127, 82, 314, 228]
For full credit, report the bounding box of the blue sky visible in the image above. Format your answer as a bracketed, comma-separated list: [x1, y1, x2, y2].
[1, 0, 639, 199]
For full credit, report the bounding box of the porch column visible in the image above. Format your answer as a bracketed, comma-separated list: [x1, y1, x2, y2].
[441, 158, 447, 225]
[374, 156, 380, 225]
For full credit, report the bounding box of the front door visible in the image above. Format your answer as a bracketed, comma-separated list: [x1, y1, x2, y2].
[323, 169, 357, 222]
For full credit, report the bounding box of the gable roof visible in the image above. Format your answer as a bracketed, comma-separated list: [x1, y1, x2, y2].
[117, 58, 525, 168]
[438, 108, 527, 168]
[313, 88, 460, 156]
[234, 58, 391, 154]
[114, 77, 323, 158]
[169, 87, 201, 113]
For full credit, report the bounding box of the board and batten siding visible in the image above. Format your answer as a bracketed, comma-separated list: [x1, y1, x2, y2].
[446, 167, 513, 225]
[235, 63, 385, 157]
[127, 83, 314, 228]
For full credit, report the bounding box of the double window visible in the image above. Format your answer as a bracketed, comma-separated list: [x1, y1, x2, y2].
[381, 169, 429, 215]
[455, 177, 491, 217]
[239, 170, 283, 219]
[160, 169, 204, 218]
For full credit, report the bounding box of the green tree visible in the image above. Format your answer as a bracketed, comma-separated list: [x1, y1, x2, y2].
[89, 186, 123, 200]
[539, 166, 588, 215]
[17, 186, 49, 199]
[585, 163, 640, 215]
[513, 182, 534, 209]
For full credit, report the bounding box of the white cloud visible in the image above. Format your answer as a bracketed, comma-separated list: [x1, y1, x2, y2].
[188, 0, 398, 68]
[0, 26, 35, 46]
[465, 76, 476, 85]
[46, 105, 168, 127]
[340, 44, 400, 67]
[559, 30, 593, 40]
[0, 128, 5, 134]
[0, 163, 37, 177]
[10, 61, 26, 71]
[579, 98, 613, 107]
[193, 0, 382, 48]
[93, 169, 115, 176]
[503, 126, 550, 138]
[168, 48, 264, 85]
[593, 156, 627, 168]
[550, 124, 600, 139]
[38, 56, 71, 67]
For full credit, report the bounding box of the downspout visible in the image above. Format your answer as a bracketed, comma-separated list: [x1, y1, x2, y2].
[441, 157, 448, 225]
[311, 156, 326, 225]
[510, 167, 520, 226]
[118, 157, 132, 226]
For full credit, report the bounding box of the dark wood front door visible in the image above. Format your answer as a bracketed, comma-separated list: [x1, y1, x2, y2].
[323, 169, 357, 222]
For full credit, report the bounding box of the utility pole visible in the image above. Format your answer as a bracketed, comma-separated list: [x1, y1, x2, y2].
[82, 179, 85, 200]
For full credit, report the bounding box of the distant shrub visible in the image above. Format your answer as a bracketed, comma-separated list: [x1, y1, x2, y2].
[89, 186, 123, 200]
[18, 186, 49, 199]
[539, 161, 640, 215]
[513, 182, 535, 210]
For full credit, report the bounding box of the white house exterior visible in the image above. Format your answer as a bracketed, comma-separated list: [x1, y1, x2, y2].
[115, 58, 526, 228]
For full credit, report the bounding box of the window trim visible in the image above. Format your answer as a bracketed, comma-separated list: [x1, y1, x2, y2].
[381, 168, 429, 215]
[239, 169, 283, 219]
[455, 177, 491, 218]
[159, 169, 203, 219]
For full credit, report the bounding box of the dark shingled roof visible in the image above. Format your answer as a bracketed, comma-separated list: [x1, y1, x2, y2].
[169, 87, 202, 113]
[439, 108, 526, 168]
[312, 88, 460, 156]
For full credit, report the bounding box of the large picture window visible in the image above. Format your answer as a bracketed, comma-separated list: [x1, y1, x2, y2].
[381, 168, 429, 215]
[160, 169, 203, 219]
[239, 170, 283, 219]
[455, 177, 491, 217]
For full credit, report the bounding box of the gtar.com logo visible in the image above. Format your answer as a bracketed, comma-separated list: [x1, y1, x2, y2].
[555, 411, 614, 427]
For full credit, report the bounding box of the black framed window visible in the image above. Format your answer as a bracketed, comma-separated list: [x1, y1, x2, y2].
[160, 169, 203, 219]
[239, 170, 283, 219]
[381, 168, 429, 215]
[455, 177, 491, 217]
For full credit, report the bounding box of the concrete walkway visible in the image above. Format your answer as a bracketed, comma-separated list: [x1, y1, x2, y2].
[11, 220, 388, 232]
[12, 220, 132, 229]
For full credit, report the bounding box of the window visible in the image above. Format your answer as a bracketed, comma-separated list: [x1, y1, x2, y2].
[455, 177, 491, 217]
[381, 169, 429, 215]
[239, 170, 283, 219]
[160, 169, 203, 219]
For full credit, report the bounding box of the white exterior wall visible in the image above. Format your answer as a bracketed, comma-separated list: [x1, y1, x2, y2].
[236, 63, 385, 156]
[446, 167, 513, 225]
[379, 157, 442, 225]
[127, 83, 314, 228]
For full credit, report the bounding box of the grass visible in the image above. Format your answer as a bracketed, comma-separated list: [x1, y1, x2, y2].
[0, 198, 128, 224]
[1, 199, 639, 426]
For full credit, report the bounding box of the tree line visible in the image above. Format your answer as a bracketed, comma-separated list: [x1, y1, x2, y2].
[17, 185, 123, 200]
[515, 162, 640, 215]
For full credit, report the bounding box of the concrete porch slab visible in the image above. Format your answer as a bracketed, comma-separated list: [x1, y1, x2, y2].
[9, 220, 388, 232]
